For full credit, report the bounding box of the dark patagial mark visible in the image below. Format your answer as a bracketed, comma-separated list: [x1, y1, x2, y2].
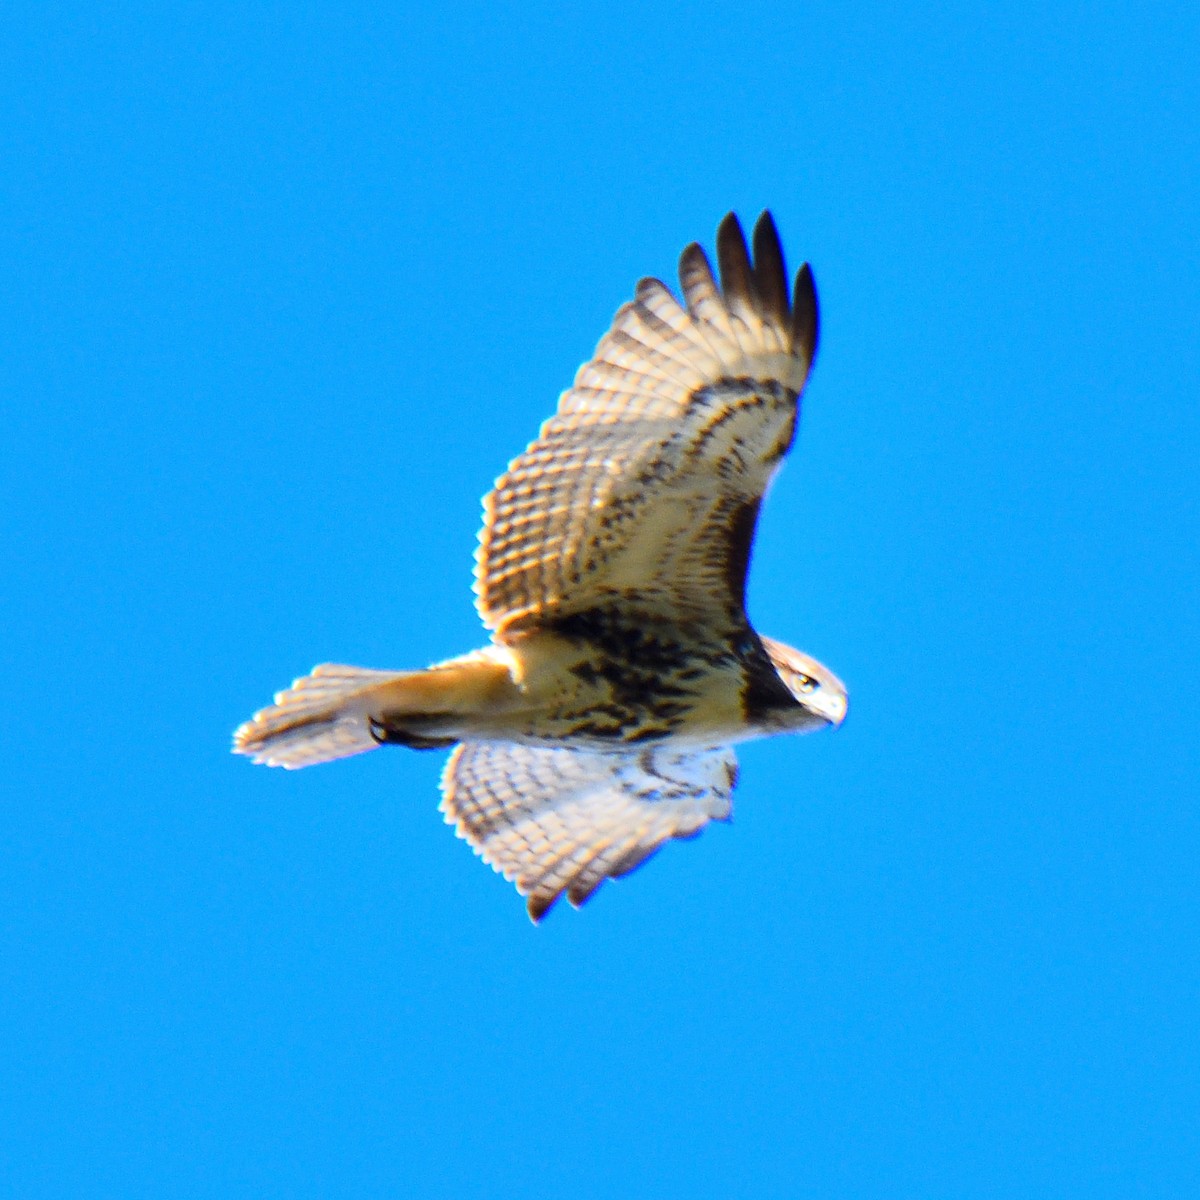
[723, 497, 761, 610]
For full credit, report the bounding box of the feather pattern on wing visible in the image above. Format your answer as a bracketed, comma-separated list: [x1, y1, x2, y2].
[440, 741, 738, 920]
[475, 212, 819, 637]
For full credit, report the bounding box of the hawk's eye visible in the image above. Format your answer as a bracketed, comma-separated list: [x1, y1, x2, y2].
[796, 675, 817, 694]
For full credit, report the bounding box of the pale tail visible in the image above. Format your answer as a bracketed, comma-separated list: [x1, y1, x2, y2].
[232, 664, 415, 769]
[233, 649, 519, 770]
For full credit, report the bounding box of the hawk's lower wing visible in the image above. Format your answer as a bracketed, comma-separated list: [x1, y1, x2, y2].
[440, 741, 738, 920]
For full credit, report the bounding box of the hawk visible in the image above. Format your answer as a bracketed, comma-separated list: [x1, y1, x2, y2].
[234, 212, 847, 921]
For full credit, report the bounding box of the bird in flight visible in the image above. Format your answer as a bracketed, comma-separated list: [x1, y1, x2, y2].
[234, 211, 847, 921]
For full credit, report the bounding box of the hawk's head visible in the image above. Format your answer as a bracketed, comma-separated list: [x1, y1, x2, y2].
[760, 635, 848, 731]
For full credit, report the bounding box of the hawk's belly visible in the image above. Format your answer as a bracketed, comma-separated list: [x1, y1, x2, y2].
[477, 610, 798, 750]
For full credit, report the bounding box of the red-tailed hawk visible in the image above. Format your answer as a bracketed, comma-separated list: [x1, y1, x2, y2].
[234, 212, 847, 920]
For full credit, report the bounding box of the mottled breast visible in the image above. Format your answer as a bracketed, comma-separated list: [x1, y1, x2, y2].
[510, 604, 800, 748]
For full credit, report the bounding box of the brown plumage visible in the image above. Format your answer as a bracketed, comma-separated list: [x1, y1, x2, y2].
[234, 212, 846, 921]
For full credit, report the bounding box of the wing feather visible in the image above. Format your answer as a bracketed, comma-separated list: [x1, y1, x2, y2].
[715, 211, 760, 345]
[475, 211, 819, 636]
[678, 243, 740, 347]
[791, 263, 820, 366]
[441, 741, 737, 920]
[751, 213, 790, 339]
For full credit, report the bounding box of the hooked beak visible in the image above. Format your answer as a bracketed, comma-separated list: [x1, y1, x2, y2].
[817, 686, 849, 728]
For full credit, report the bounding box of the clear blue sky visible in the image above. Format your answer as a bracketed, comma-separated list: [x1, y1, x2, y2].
[4, 3, 1198, 1196]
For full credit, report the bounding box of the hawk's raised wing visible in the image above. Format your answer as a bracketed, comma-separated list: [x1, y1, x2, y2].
[475, 212, 819, 638]
[441, 740, 738, 920]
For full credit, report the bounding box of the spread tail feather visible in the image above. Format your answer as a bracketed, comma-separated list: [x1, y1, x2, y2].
[232, 649, 519, 770]
[233, 664, 415, 768]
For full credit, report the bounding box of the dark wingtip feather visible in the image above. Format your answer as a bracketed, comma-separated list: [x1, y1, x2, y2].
[611, 841, 663, 879]
[566, 877, 605, 909]
[790, 262, 819, 364]
[679, 241, 706, 272]
[678, 240, 721, 321]
[525, 892, 554, 923]
[678, 240, 712, 291]
[634, 275, 666, 301]
[751, 210, 789, 329]
[716, 212, 754, 313]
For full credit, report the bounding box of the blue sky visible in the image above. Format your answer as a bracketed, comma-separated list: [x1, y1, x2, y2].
[3, 2, 1198, 1196]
